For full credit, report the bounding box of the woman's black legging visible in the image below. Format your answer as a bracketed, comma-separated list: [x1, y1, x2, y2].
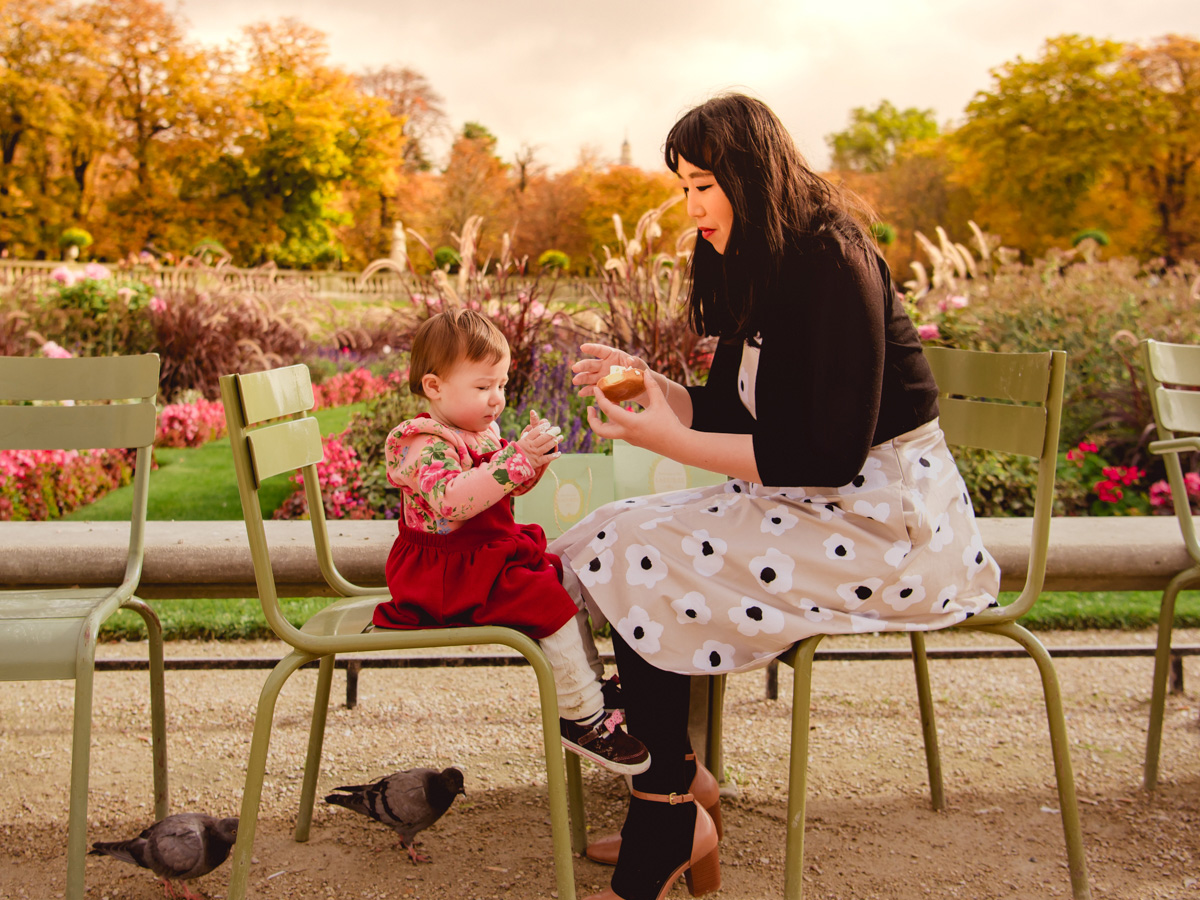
[609, 632, 699, 900]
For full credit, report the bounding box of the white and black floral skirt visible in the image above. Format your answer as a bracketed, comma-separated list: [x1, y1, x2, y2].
[549, 419, 1001, 676]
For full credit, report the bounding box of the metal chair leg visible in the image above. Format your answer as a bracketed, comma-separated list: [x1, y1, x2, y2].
[784, 635, 823, 900]
[124, 596, 169, 817]
[295, 654, 336, 842]
[989, 622, 1091, 900]
[910, 632, 945, 810]
[65, 657, 96, 900]
[227, 652, 315, 900]
[1145, 567, 1200, 790]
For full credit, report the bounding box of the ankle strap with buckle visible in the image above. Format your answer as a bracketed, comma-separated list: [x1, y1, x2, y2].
[630, 787, 695, 805]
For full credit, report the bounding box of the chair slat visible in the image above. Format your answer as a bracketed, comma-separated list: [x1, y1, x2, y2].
[938, 397, 1047, 458]
[924, 346, 1050, 404]
[1153, 386, 1200, 435]
[612, 440, 728, 499]
[0, 355, 159, 401]
[247, 417, 323, 484]
[1145, 340, 1200, 388]
[237, 366, 314, 425]
[0, 404, 157, 450]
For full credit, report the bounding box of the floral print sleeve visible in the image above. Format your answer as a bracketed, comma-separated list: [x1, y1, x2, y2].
[385, 417, 540, 532]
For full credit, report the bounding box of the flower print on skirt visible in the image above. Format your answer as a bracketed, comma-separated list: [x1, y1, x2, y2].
[549, 418, 1000, 676]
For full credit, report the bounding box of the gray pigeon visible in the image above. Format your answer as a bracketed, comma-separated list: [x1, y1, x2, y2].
[89, 813, 239, 900]
[325, 766, 465, 862]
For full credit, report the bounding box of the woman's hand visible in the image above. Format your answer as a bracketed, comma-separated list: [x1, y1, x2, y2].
[586, 368, 682, 454]
[571, 342, 650, 401]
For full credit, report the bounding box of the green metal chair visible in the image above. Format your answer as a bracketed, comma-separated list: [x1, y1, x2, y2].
[218, 364, 584, 900]
[708, 347, 1090, 899]
[0, 354, 168, 900]
[1141, 338, 1200, 789]
[612, 439, 730, 499]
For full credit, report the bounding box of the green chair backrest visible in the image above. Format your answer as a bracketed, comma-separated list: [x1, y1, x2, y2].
[220, 364, 350, 648]
[514, 452, 616, 539]
[923, 346, 1066, 621]
[612, 439, 728, 499]
[1142, 338, 1200, 562]
[0, 354, 160, 587]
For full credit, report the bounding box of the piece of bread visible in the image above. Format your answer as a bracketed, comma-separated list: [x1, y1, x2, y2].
[596, 366, 646, 402]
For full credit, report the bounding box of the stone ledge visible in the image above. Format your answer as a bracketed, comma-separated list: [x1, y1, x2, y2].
[0, 516, 1192, 599]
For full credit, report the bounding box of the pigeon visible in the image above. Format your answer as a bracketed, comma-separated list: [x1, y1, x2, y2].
[89, 813, 239, 900]
[325, 766, 465, 862]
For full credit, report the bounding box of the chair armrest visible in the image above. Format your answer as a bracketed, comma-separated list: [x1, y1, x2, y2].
[1149, 437, 1200, 456]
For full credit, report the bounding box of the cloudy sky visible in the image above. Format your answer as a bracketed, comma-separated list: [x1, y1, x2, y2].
[175, 0, 1200, 174]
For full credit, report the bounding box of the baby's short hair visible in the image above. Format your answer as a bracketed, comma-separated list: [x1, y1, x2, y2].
[409, 308, 510, 397]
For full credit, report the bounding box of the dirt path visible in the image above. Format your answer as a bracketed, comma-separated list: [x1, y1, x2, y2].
[2, 629, 1198, 899]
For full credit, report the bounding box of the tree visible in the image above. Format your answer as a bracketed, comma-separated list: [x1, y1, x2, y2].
[436, 122, 509, 258]
[356, 65, 447, 172]
[826, 100, 939, 173]
[1123, 35, 1200, 263]
[955, 35, 1140, 255]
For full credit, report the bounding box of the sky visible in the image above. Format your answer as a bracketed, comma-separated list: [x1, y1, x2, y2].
[175, 0, 1200, 174]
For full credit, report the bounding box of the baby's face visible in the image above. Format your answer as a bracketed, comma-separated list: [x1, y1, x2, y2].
[424, 352, 510, 433]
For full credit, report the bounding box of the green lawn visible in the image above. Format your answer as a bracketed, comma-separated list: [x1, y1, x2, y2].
[97, 589, 1200, 643]
[66, 403, 364, 521]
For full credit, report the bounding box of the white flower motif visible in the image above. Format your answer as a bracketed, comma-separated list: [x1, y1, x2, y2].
[692, 639, 738, 672]
[884, 540, 910, 568]
[816, 501, 846, 522]
[681, 529, 727, 577]
[724, 481, 748, 496]
[779, 487, 808, 501]
[838, 456, 889, 494]
[749, 547, 795, 594]
[638, 515, 675, 531]
[617, 496, 649, 509]
[577, 549, 614, 588]
[836, 577, 883, 611]
[852, 500, 890, 522]
[928, 512, 954, 552]
[589, 526, 618, 553]
[822, 533, 855, 562]
[962, 534, 990, 578]
[906, 447, 945, 480]
[617, 606, 664, 655]
[625, 543, 669, 588]
[760, 505, 799, 536]
[849, 610, 884, 634]
[728, 597, 786, 636]
[882, 575, 926, 611]
[801, 598, 834, 624]
[936, 583, 959, 613]
[671, 592, 712, 625]
[954, 475, 974, 515]
[699, 495, 738, 517]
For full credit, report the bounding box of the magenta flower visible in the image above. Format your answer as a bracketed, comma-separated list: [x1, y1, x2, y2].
[41, 341, 73, 359]
[149, 296, 166, 313]
[917, 323, 940, 341]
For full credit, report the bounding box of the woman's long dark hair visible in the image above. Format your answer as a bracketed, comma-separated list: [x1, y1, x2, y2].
[665, 93, 872, 338]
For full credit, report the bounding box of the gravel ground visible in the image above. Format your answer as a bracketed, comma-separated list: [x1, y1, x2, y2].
[2, 628, 1199, 900]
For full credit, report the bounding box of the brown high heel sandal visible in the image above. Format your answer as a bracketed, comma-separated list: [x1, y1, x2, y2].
[582, 785, 721, 900]
[585, 754, 723, 866]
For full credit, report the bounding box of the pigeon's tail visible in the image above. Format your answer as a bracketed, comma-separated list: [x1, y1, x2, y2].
[89, 840, 139, 865]
[324, 790, 369, 816]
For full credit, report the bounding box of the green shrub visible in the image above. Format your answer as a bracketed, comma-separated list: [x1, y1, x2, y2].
[870, 222, 897, 245]
[433, 246, 461, 272]
[58, 227, 93, 250]
[538, 249, 570, 273]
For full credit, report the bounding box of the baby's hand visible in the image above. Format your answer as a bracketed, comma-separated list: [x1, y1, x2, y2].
[516, 413, 563, 467]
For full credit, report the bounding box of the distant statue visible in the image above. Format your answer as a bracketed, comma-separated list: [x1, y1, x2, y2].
[390, 221, 407, 269]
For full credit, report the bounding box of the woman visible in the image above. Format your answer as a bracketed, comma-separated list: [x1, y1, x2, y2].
[550, 94, 1000, 900]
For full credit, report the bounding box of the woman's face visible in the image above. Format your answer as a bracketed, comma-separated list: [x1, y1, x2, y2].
[677, 156, 734, 255]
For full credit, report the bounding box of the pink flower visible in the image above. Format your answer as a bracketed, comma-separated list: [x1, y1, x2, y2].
[51, 266, 76, 286]
[1079, 441, 1099, 454]
[417, 459, 450, 493]
[917, 323, 940, 341]
[149, 296, 166, 313]
[1150, 480, 1173, 508]
[117, 287, 135, 302]
[41, 341, 73, 359]
[82, 262, 111, 281]
[937, 294, 968, 312]
[1095, 481, 1124, 504]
